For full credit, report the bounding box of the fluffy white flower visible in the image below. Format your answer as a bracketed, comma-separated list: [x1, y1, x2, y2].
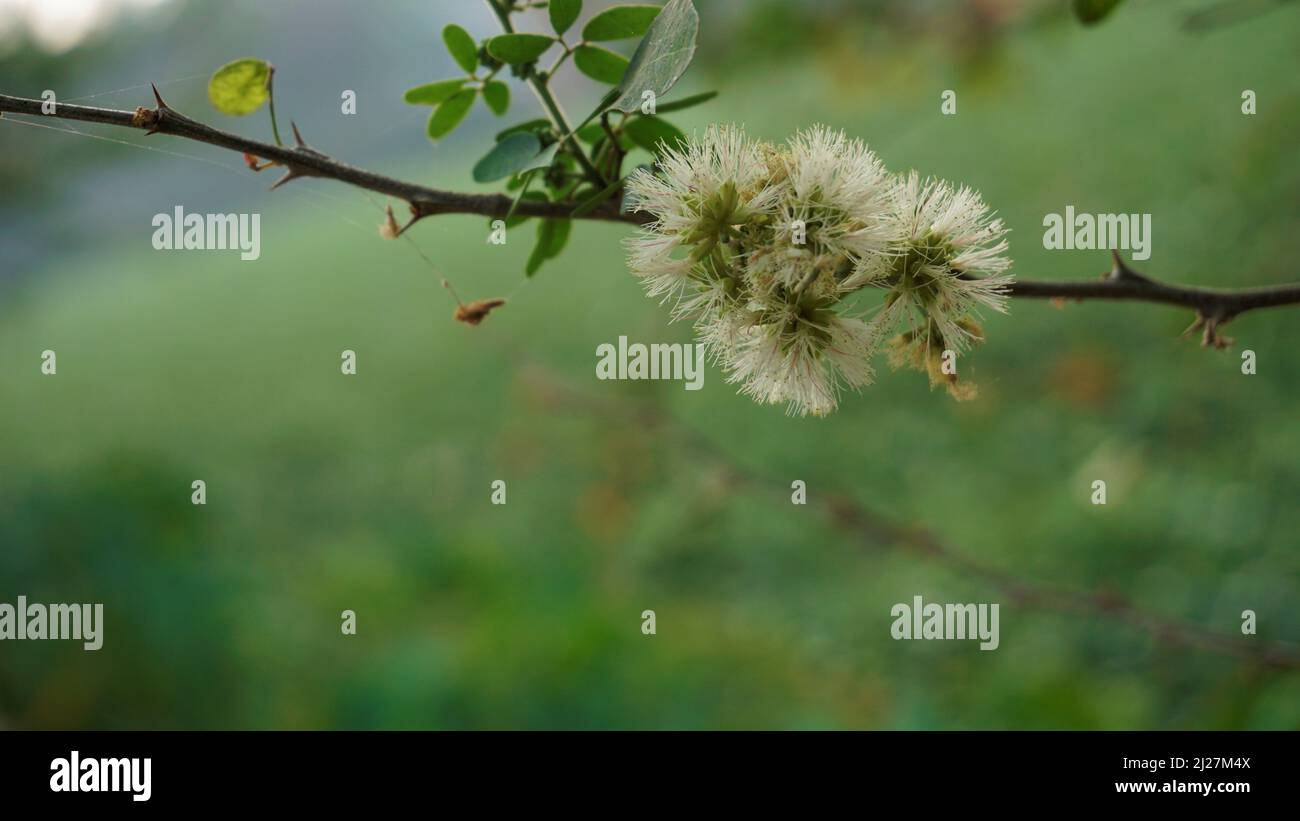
[721, 299, 882, 416]
[758, 126, 892, 295]
[623, 124, 1014, 414]
[624, 124, 779, 319]
[877, 171, 1013, 351]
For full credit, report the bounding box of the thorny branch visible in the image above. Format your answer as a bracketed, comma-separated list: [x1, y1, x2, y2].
[4, 90, 1300, 344]
[0, 91, 636, 230]
[520, 367, 1300, 671]
[3, 81, 1297, 670]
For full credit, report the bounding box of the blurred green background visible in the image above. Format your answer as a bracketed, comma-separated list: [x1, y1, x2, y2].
[2, 0, 1299, 729]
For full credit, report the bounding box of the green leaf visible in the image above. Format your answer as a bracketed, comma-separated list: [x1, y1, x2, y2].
[496, 118, 553, 141]
[403, 79, 467, 105]
[653, 89, 717, 114]
[521, 143, 561, 174]
[427, 89, 476, 140]
[482, 80, 510, 116]
[208, 58, 270, 116]
[502, 147, 561, 193]
[526, 218, 572, 276]
[582, 4, 662, 41]
[487, 33, 556, 65]
[577, 122, 606, 143]
[613, 0, 699, 114]
[443, 24, 480, 74]
[473, 132, 544, 183]
[573, 44, 630, 85]
[1072, 0, 1124, 24]
[549, 0, 583, 36]
[623, 115, 684, 154]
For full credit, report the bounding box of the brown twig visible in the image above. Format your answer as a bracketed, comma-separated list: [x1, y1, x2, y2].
[0, 92, 636, 227]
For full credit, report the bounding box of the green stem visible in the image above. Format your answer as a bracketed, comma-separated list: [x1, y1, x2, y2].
[265, 64, 283, 147]
[547, 40, 573, 75]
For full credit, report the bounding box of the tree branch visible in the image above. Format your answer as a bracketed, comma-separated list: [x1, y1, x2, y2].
[0, 92, 639, 229]
[1002, 253, 1300, 347]
[6, 90, 1300, 337]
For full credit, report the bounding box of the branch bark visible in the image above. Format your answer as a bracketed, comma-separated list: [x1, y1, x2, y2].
[0, 92, 638, 228]
[6, 90, 1300, 336]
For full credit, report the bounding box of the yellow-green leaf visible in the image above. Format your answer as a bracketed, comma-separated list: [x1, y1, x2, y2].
[208, 58, 270, 116]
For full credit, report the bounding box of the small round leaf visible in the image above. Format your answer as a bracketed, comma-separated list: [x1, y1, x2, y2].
[482, 80, 510, 116]
[208, 58, 270, 116]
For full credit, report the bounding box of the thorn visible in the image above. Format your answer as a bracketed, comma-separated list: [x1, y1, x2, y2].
[1182, 311, 1233, 350]
[288, 120, 327, 158]
[1202, 317, 1234, 350]
[1180, 314, 1206, 340]
[150, 83, 169, 110]
[1107, 250, 1155, 285]
[1202, 322, 1216, 348]
[270, 166, 308, 190]
[1107, 250, 1131, 280]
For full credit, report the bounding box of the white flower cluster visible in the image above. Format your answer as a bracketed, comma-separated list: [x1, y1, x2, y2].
[625, 124, 1013, 415]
